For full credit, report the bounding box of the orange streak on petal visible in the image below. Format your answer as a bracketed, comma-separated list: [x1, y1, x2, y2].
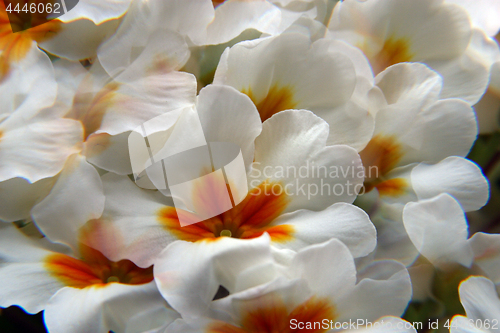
[0, 54, 10, 82]
[191, 170, 233, 218]
[45, 248, 154, 289]
[243, 84, 298, 122]
[0, 0, 62, 79]
[288, 296, 337, 332]
[371, 37, 414, 74]
[240, 296, 290, 332]
[44, 253, 104, 289]
[263, 224, 295, 243]
[157, 181, 292, 243]
[158, 206, 222, 242]
[207, 295, 336, 333]
[45, 220, 154, 289]
[375, 178, 408, 197]
[233, 181, 290, 230]
[207, 322, 247, 333]
[359, 134, 403, 181]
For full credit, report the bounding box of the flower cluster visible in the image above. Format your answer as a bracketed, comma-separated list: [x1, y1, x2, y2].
[0, 0, 499, 332]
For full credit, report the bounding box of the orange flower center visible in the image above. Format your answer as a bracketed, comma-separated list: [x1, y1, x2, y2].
[243, 84, 298, 122]
[158, 181, 294, 243]
[371, 37, 414, 74]
[359, 135, 407, 196]
[45, 243, 154, 289]
[207, 296, 337, 333]
[0, 0, 61, 80]
[44, 219, 153, 289]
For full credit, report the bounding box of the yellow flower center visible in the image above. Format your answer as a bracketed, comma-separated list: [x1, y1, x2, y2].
[359, 135, 407, 196]
[0, 0, 62, 81]
[371, 37, 414, 74]
[243, 84, 298, 122]
[158, 180, 294, 243]
[207, 296, 337, 333]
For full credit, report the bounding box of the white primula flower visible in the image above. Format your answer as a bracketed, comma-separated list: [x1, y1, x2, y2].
[2, 47, 196, 247]
[154, 236, 413, 331]
[206, 0, 281, 45]
[0, 49, 82, 184]
[0, 52, 105, 228]
[0, 0, 128, 67]
[52, 56, 197, 174]
[0, 222, 179, 333]
[367, 155, 489, 266]
[328, 0, 491, 105]
[468, 233, 500, 288]
[90, 85, 375, 269]
[213, 31, 375, 151]
[20, 51, 198, 242]
[358, 63, 487, 207]
[450, 276, 500, 333]
[353, 63, 489, 267]
[96, 0, 215, 80]
[443, 0, 500, 134]
[37, 3, 129, 62]
[403, 194, 475, 268]
[0, 1, 62, 81]
[207, 0, 328, 45]
[57, 0, 133, 26]
[402, 196, 500, 285]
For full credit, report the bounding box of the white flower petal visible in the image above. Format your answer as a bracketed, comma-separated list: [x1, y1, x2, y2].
[59, 0, 133, 25]
[253, 110, 364, 210]
[85, 132, 133, 175]
[338, 260, 412, 322]
[124, 304, 180, 333]
[459, 276, 500, 323]
[31, 154, 105, 250]
[372, 203, 420, 266]
[427, 49, 490, 105]
[154, 234, 273, 318]
[469, 232, 500, 285]
[450, 315, 486, 333]
[97, 173, 172, 268]
[213, 32, 373, 150]
[403, 194, 474, 267]
[206, 0, 281, 45]
[39, 19, 120, 61]
[0, 115, 83, 182]
[0, 47, 57, 118]
[44, 282, 166, 333]
[197, 85, 262, 169]
[96, 71, 198, 135]
[411, 157, 489, 212]
[288, 238, 357, 300]
[271, 202, 376, 257]
[0, 224, 68, 313]
[99, 28, 190, 80]
[374, 63, 443, 114]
